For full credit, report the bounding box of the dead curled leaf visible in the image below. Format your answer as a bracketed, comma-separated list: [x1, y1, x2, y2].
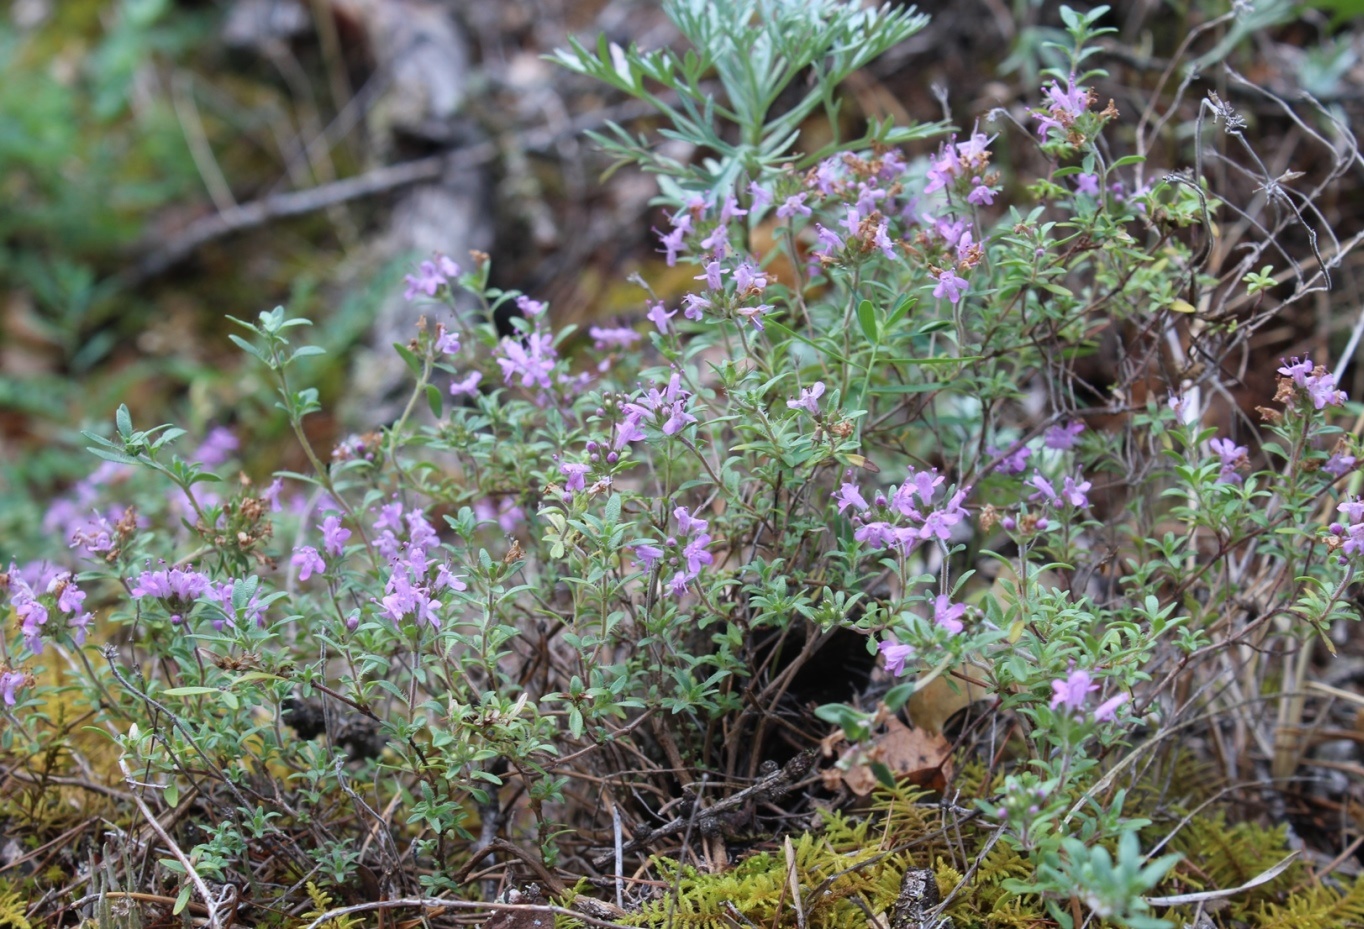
[830, 716, 954, 795]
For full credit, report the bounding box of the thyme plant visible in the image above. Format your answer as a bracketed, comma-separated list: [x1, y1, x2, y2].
[3, 2, 1360, 927]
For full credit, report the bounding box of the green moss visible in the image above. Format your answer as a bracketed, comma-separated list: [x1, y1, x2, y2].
[558, 774, 1364, 929]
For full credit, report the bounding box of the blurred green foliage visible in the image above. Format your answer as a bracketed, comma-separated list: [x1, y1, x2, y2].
[0, 0, 210, 369]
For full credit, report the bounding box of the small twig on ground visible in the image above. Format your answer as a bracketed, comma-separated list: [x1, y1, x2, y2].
[296, 897, 638, 929]
[591, 749, 817, 868]
[119, 758, 224, 929]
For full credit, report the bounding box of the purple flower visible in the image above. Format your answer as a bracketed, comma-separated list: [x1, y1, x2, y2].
[1339, 497, 1364, 525]
[918, 508, 957, 543]
[1276, 357, 1347, 408]
[590, 326, 642, 350]
[682, 535, 714, 575]
[776, 194, 812, 220]
[292, 546, 325, 581]
[933, 269, 968, 304]
[1050, 668, 1098, 711]
[934, 218, 968, 247]
[373, 501, 404, 534]
[854, 521, 899, 549]
[873, 220, 897, 260]
[787, 381, 826, 415]
[646, 301, 676, 333]
[933, 595, 966, 634]
[1073, 173, 1101, 196]
[878, 637, 915, 677]
[473, 497, 524, 533]
[193, 427, 238, 467]
[633, 543, 664, 570]
[1209, 437, 1248, 484]
[658, 225, 689, 266]
[1026, 472, 1059, 505]
[495, 331, 557, 390]
[261, 477, 284, 513]
[879, 150, 906, 180]
[1062, 474, 1092, 508]
[841, 204, 863, 237]
[1093, 692, 1129, 722]
[434, 327, 460, 356]
[560, 461, 590, 492]
[924, 146, 959, 195]
[130, 565, 211, 602]
[403, 260, 447, 300]
[54, 576, 85, 615]
[0, 671, 28, 706]
[696, 261, 726, 291]
[1033, 75, 1090, 138]
[320, 515, 351, 557]
[911, 469, 944, 506]
[718, 194, 747, 225]
[836, 482, 868, 514]
[674, 506, 709, 536]
[700, 224, 730, 262]
[956, 132, 991, 161]
[813, 224, 843, 257]
[1044, 420, 1085, 450]
[681, 293, 710, 321]
[735, 303, 770, 331]
[450, 371, 482, 396]
[733, 262, 767, 294]
[668, 571, 690, 598]
[516, 295, 548, 318]
[966, 178, 996, 206]
[1325, 454, 1356, 478]
[988, 445, 1031, 475]
[624, 372, 696, 437]
[814, 157, 842, 194]
[435, 564, 468, 592]
[748, 182, 773, 211]
[68, 611, 92, 645]
[1278, 356, 1314, 384]
[1306, 371, 1347, 409]
[615, 410, 647, 450]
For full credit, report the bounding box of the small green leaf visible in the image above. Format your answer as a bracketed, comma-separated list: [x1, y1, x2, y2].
[162, 687, 218, 697]
[164, 781, 179, 808]
[426, 383, 443, 418]
[856, 299, 878, 343]
[115, 404, 132, 438]
[173, 884, 191, 915]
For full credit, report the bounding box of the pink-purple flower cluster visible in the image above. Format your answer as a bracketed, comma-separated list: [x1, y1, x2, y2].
[495, 329, 557, 391]
[403, 254, 461, 301]
[615, 372, 697, 450]
[0, 668, 30, 706]
[1024, 471, 1092, 509]
[842, 467, 971, 554]
[1050, 667, 1128, 722]
[1278, 356, 1347, 410]
[1032, 75, 1092, 139]
[1208, 438, 1249, 484]
[876, 594, 970, 675]
[474, 496, 525, 532]
[367, 500, 468, 628]
[6, 563, 93, 652]
[924, 132, 999, 207]
[632, 506, 714, 598]
[1331, 498, 1364, 563]
[129, 563, 211, 626]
